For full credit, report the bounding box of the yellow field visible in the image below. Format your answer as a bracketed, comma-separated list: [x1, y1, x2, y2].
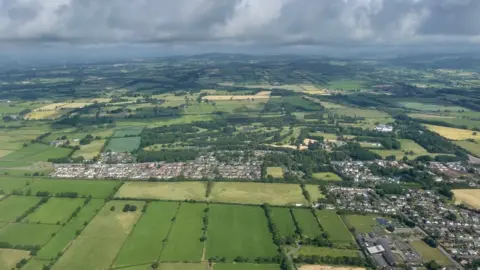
[299, 266, 365, 270]
[0, 150, 12, 158]
[424, 124, 479, 140]
[203, 91, 271, 101]
[72, 139, 106, 160]
[89, 98, 111, 103]
[59, 102, 92, 109]
[266, 167, 283, 178]
[115, 181, 207, 201]
[0, 248, 30, 269]
[25, 110, 63, 120]
[453, 189, 480, 209]
[35, 103, 69, 111]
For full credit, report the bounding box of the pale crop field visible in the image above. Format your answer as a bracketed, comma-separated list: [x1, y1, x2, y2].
[0, 248, 31, 270]
[424, 124, 479, 140]
[453, 189, 480, 209]
[203, 94, 271, 101]
[299, 266, 365, 270]
[115, 181, 207, 201]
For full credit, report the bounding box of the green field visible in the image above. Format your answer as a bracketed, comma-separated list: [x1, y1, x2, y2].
[0, 195, 41, 222]
[52, 201, 144, 270]
[214, 263, 280, 270]
[327, 79, 366, 90]
[343, 214, 387, 234]
[22, 259, 49, 270]
[372, 139, 435, 160]
[311, 172, 342, 182]
[397, 101, 468, 112]
[0, 176, 33, 193]
[0, 223, 61, 246]
[37, 199, 105, 260]
[113, 201, 179, 267]
[266, 167, 283, 178]
[270, 207, 296, 237]
[23, 197, 84, 224]
[304, 185, 325, 202]
[72, 139, 106, 160]
[26, 178, 120, 198]
[112, 127, 144, 138]
[0, 143, 72, 162]
[206, 204, 278, 260]
[316, 210, 355, 246]
[411, 240, 453, 266]
[454, 140, 480, 157]
[296, 246, 359, 258]
[115, 181, 207, 201]
[105, 136, 141, 152]
[161, 203, 205, 262]
[158, 263, 208, 270]
[208, 182, 307, 206]
[292, 208, 322, 238]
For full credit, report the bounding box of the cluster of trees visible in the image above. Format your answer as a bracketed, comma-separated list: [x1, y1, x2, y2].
[200, 207, 209, 242]
[122, 204, 137, 212]
[80, 134, 101, 145]
[0, 241, 40, 252]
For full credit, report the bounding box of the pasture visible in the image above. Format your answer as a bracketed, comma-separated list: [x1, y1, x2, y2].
[71, 139, 106, 160]
[411, 240, 452, 266]
[298, 265, 365, 270]
[161, 203, 205, 262]
[396, 101, 468, 112]
[112, 126, 144, 138]
[372, 139, 433, 160]
[0, 223, 61, 246]
[304, 185, 325, 202]
[343, 215, 387, 234]
[19, 258, 47, 270]
[25, 110, 64, 120]
[266, 167, 283, 178]
[0, 143, 72, 162]
[114, 201, 179, 267]
[292, 209, 322, 238]
[208, 182, 307, 205]
[424, 124, 478, 140]
[0, 196, 41, 222]
[312, 172, 342, 182]
[453, 189, 480, 209]
[23, 197, 84, 224]
[454, 140, 480, 157]
[115, 181, 207, 201]
[315, 210, 355, 246]
[52, 201, 144, 270]
[105, 136, 141, 152]
[37, 199, 105, 260]
[0, 248, 31, 270]
[270, 207, 296, 237]
[0, 176, 32, 193]
[206, 204, 278, 260]
[27, 178, 120, 198]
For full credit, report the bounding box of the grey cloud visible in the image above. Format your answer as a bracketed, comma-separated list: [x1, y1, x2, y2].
[0, 0, 479, 47]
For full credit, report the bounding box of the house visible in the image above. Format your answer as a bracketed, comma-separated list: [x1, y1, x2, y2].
[375, 124, 393, 132]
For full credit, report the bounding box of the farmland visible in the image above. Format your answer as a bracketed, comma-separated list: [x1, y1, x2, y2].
[0, 143, 72, 162]
[0, 248, 30, 269]
[424, 124, 479, 140]
[23, 197, 84, 224]
[0, 196, 41, 222]
[206, 204, 278, 260]
[105, 136, 141, 152]
[453, 189, 480, 209]
[0, 223, 61, 246]
[343, 215, 386, 234]
[270, 207, 296, 237]
[292, 208, 322, 238]
[26, 178, 121, 198]
[315, 210, 355, 246]
[411, 240, 452, 266]
[266, 166, 283, 178]
[115, 181, 207, 201]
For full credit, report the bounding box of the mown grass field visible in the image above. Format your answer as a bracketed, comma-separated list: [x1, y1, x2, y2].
[411, 240, 452, 266]
[115, 181, 207, 201]
[0, 176, 32, 193]
[23, 197, 84, 224]
[270, 207, 296, 237]
[161, 203, 205, 262]
[266, 167, 283, 178]
[0, 223, 61, 246]
[206, 204, 278, 260]
[304, 185, 325, 202]
[296, 246, 359, 258]
[424, 124, 479, 140]
[208, 182, 307, 206]
[316, 210, 355, 246]
[113, 201, 179, 267]
[37, 199, 105, 260]
[453, 189, 480, 209]
[0, 195, 41, 222]
[27, 178, 120, 198]
[0, 248, 31, 270]
[292, 208, 322, 238]
[312, 172, 342, 182]
[214, 263, 280, 270]
[72, 139, 106, 160]
[52, 201, 144, 270]
[105, 136, 141, 152]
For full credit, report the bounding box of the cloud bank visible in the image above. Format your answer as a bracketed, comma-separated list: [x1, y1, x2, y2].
[0, 0, 479, 47]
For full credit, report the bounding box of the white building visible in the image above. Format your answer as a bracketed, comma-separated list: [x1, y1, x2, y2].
[375, 124, 393, 132]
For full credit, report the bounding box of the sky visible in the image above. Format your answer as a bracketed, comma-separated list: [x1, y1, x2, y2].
[0, 0, 480, 59]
